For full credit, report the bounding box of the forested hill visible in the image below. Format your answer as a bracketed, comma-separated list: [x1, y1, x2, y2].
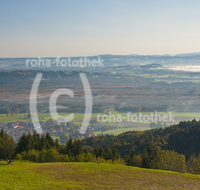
[81, 119, 200, 159]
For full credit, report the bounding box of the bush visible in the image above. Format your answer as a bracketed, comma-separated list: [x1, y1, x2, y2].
[21, 151, 28, 160]
[39, 149, 47, 163]
[15, 153, 22, 160]
[112, 157, 125, 165]
[151, 150, 186, 172]
[46, 148, 59, 162]
[74, 154, 85, 162]
[96, 157, 107, 163]
[130, 155, 142, 167]
[59, 154, 70, 162]
[84, 152, 96, 162]
[187, 154, 200, 174]
[28, 149, 39, 162]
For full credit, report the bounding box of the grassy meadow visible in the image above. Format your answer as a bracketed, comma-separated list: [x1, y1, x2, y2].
[1, 161, 200, 189]
[94, 126, 150, 135]
[0, 112, 99, 123]
[1, 111, 199, 123]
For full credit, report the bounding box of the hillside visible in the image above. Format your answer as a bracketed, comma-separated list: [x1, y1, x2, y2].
[82, 119, 200, 159]
[1, 161, 200, 189]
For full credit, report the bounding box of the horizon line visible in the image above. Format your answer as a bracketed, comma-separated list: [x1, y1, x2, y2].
[0, 51, 200, 58]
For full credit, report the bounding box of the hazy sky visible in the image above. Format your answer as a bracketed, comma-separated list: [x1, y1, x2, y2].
[0, 0, 200, 57]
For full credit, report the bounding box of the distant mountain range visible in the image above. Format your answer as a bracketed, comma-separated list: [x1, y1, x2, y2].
[0, 53, 200, 71]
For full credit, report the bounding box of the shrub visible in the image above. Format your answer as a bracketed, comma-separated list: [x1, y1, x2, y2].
[46, 148, 59, 162]
[38, 149, 47, 163]
[59, 154, 70, 162]
[84, 152, 96, 162]
[187, 154, 200, 174]
[74, 154, 85, 162]
[21, 151, 28, 160]
[130, 155, 142, 167]
[152, 150, 186, 172]
[27, 149, 39, 162]
[15, 153, 22, 160]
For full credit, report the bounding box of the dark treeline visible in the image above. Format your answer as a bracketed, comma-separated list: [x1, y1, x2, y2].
[1, 103, 200, 116]
[50, 105, 107, 114]
[0, 129, 188, 173]
[14, 132, 123, 164]
[0, 70, 85, 83]
[116, 104, 200, 113]
[0, 104, 49, 115]
[0, 104, 107, 115]
[81, 119, 200, 160]
[116, 105, 170, 112]
[2, 120, 200, 174]
[0, 103, 111, 115]
[0, 129, 121, 163]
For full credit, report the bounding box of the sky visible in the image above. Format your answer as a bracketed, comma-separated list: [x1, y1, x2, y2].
[0, 0, 200, 57]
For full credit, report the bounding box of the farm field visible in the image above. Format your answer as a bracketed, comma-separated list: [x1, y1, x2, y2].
[97, 111, 200, 122]
[0, 111, 199, 129]
[1, 161, 200, 189]
[0, 113, 31, 123]
[94, 126, 150, 135]
[0, 112, 100, 123]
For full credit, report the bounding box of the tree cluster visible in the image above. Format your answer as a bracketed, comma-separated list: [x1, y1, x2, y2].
[81, 119, 200, 159]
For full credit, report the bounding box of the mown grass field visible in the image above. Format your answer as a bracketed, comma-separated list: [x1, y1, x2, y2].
[0, 112, 100, 123]
[94, 126, 150, 135]
[1, 161, 200, 189]
[0, 113, 31, 123]
[0, 111, 199, 123]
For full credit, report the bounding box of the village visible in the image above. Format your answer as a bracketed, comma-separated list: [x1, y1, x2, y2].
[0, 119, 114, 142]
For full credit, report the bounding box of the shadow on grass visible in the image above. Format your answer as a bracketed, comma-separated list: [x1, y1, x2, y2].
[0, 161, 9, 166]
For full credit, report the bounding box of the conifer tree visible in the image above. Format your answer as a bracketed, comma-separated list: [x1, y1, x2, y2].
[32, 131, 39, 150]
[105, 147, 113, 160]
[73, 139, 82, 156]
[25, 133, 33, 152]
[111, 145, 118, 162]
[45, 132, 54, 149]
[130, 146, 135, 158]
[55, 139, 60, 150]
[0, 129, 15, 159]
[39, 134, 47, 150]
[16, 133, 26, 153]
[142, 143, 155, 168]
[66, 136, 73, 156]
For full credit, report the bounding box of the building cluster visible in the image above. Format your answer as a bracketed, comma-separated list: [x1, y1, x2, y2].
[0, 119, 107, 141]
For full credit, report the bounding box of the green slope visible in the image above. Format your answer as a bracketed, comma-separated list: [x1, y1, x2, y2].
[1, 161, 200, 189]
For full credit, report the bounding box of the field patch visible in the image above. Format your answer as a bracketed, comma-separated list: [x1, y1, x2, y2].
[0, 161, 200, 189]
[94, 126, 150, 135]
